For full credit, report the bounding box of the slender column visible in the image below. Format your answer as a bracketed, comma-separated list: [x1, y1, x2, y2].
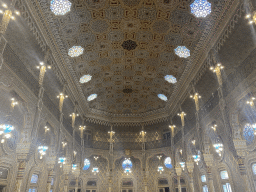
[187, 162, 195, 192]
[176, 167, 182, 192]
[140, 126, 147, 192]
[28, 49, 51, 158]
[46, 169, 54, 192]
[108, 126, 115, 192]
[64, 174, 69, 192]
[14, 161, 26, 192]
[75, 178, 79, 192]
[203, 154, 215, 192]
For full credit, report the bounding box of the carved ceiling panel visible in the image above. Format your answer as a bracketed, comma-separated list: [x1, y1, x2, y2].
[54, 0, 202, 114]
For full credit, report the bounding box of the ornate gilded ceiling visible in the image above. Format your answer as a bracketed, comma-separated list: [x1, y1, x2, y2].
[16, 0, 239, 125]
[56, 0, 201, 114]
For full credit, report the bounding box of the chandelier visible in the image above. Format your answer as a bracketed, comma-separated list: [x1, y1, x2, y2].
[0, 124, 14, 143]
[92, 167, 99, 175]
[213, 143, 223, 156]
[193, 154, 201, 165]
[72, 164, 77, 171]
[157, 166, 164, 174]
[179, 162, 186, 171]
[58, 157, 66, 167]
[245, 12, 256, 25]
[38, 146, 48, 159]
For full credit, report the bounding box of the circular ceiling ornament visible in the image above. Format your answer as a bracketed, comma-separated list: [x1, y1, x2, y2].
[80, 75, 92, 84]
[122, 40, 137, 51]
[190, 0, 211, 18]
[164, 75, 177, 84]
[50, 0, 72, 16]
[174, 46, 190, 58]
[68, 46, 84, 57]
[87, 94, 97, 101]
[158, 94, 168, 101]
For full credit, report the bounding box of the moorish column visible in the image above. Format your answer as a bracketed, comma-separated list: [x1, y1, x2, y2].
[46, 169, 54, 192]
[28, 48, 51, 157]
[14, 161, 26, 192]
[108, 125, 115, 192]
[175, 167, 182, 192]
[140, 126, 147, 192]
[186, 161, 195, 192]
[203, 141, 215, 192]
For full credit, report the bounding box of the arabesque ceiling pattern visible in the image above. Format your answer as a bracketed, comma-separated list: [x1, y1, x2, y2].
[15, 0, 237, 125]
[55, 0, 202, 114]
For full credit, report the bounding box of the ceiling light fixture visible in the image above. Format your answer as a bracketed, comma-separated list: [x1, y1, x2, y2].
[190, 0, 211, 18]
[50, 0, 72, 16]
[68, 46, 84, 57]
[87, 94, 97, 101]
[164, 75, 177, 84]
[79, 74, 92, 84]
[174, 46, 190, 58]
[158, 94, 168, 101]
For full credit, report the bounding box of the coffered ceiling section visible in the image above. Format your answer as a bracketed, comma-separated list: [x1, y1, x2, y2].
[24, 0, 233, 123]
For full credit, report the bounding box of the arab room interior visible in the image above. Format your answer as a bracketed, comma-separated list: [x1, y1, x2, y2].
[1, 0, 256, 191]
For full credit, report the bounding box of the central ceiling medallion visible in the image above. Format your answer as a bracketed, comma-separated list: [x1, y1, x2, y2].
[122, 40, 137, 51]
[123, 88, 133, 94]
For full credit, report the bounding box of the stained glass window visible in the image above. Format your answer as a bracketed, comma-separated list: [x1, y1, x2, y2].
[164, 75, 177, 84]
[83, 159, 90, 170]
[220, 171, 229, 180]
[80, 75, 92, 84]
[87, 94, 97, 101]
[252, 164, 256, 175]
[29, 189, 37, 192]
[203, 185, 209, 192]
[243, 124, 254, 145]
[174, 46, 190, 58]
[158, 94, 168, 101]
[30, 174, 38, 184]
[51, 178, 54, 185]
[190, 0, 211, 18]
[223, 183, 232, 192]
[164, 157, 173, 169]
[68, 46, 84, 57]
[122, 159, 133, 169]
[201, 175, 206, 182]
[50, 0, 71, 15]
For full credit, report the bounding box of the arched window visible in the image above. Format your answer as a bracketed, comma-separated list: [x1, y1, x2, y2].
[201, 175, 208, 192]
[122, 159, 133, 169]
[164, 157, 173, 169]
[29, 174, 39, 192]
[243, 124, 254, 145]
[83, 159, 90, 170]
[220, 171, 232, 192]
[252, 164, 256, 175]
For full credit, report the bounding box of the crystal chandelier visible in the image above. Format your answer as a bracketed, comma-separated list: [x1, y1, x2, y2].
[124, 167, 131, 174]
[38, 146, 48, 159]
[193, 154, 201, 165]
[179, 162, 186, 171]
[72, 164, 77, 171]
[213, 143, 223, 156]
[157, 166, 164, 174]
[0, 124, 14, 143]
[92, 167, 99, 175]
[92, 156, 99, 175]
[58, 157, 66, 167]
